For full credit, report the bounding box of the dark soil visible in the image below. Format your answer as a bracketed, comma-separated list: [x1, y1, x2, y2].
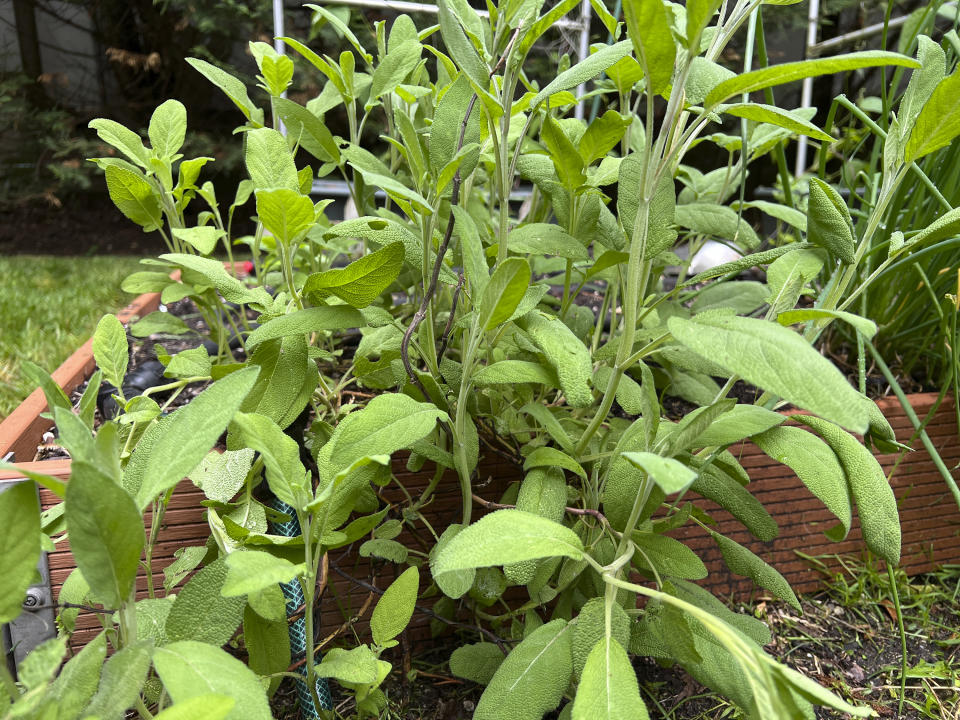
[0, 194, 169, 256]
[324, 569, 958, 720]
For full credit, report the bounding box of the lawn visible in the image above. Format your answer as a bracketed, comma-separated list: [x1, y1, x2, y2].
[0, 255, 142, 419]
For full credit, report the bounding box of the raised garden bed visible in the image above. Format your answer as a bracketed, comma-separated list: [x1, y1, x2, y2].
[2, 290, 958, 658]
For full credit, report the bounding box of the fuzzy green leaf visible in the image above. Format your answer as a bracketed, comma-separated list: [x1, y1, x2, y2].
[449, 643, 505, 685]
[104, 165, 162, 231]
[273, 97, 340, 163]
[532, 41, 633, 109]
[165, 557, 246, 646]
[905, 69, 960, 162]
[572, 638, 649, 720]
[255, 188, 315, 245]
[806, 178, 855, 264]
[706, 51, 920, 106]
[777, 308, 876, 338]
[65, 462, 143, 608]
[222, 551, 304, 597]
[621, 452, 697, 495]
[83, 640, 153, 720]
[245, 127, 298, 190]
[524, 447, 587, 480]
[433, 510, 584, 577]
[712, 531, 800, 609]
[0, 482, 40, 622]
[154, 641, 272, 720]
[186, 58, 264, 125]
[230, 412, 311, 511]
[479, 257, 531, 330]
[303, 242, 404, 308]
[668, 315, 872, 433]
[508, 224, 588, 260]
[149, 99, 187, 158]
[719, 103, 833, 142]
[623, 0, 675, 95]
[794, 416, 901, 564]
[371, 566, 419, 646]
[128, 366, 259, 509]
[154, 695, 236, 720]
[474, 620, 572, 720]
[245, 306, 364, 349]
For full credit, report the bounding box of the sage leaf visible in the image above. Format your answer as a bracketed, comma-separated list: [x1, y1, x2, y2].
[129, 366, 259, 509]
[524, 446, 587, 480]
[187, 57, 264, 125]
[449, 642, 505, 685]
[777, 308, 876, 338]
[242, 334, 316, 430]
[171, 226, 223, 254]
[368, 40, 422, 108]
[245, 127, 298, 190]
[164, 346, 212, 379]
[667, 315, 872, 433]
[794, 416, 901, 564]
[315, 646, 384, 684]
[806, 178, 855, 264]
[130, 310, 191, 337]
[623, 0, 675, 95]
[303, 242, 404, 308]
[902, 206, 960, 252]
[371, 566, 419, 646]
[519, 311, 594, 408]
[20, 360, 72, 416]
[255, 188, 315, 245]
[230, 412, 311, 511]
[89, 117, 150, 167]
[48, 631, 106, 716]
[66, 462, 143, 608]
[431, 524, 475, 599]
[711, 531, 800, 610]
[92, 314, 129, 392]
[905, 69, 960, 162]
[690, 461, 778, 541]
[532, 41, 633, 108]
[719, 103, 833, 142]
[752, 425, 851, 539]
[621, 452, 698, 495]
[507, 223, 588, 260]
[474, 620, 572, 720]
[245, 306, 364, 349]
[0, 481, 40, 622]
[318, 393, 449, 478]
[104, 165, 163, 231]
[632, 532, 708, 580]
[154, 641, 272, 720]
[243, 605, 289, 696]
[148, 99, 187, 158]
[83, 640, 153, 720]
[473, 360, 559, 387]
[897, 35, 945, 144]
[572, 638, 649, 720]
[676, 203, 759, 249]
[153, 695, 236, 720]
[433, 510, 584, 576]
[706, 51, 920, 106]
[479, 257, 531, 330]
[159, 253, 273, 307]
[165, 557, 246, 646]
[188, 448, 254, 504]
[690, 405, 786, 447]
[222, 551, 305, 596]
[273, 96, 340, 163]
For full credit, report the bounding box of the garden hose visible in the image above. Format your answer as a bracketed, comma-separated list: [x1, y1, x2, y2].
[268, 496, 333, 716]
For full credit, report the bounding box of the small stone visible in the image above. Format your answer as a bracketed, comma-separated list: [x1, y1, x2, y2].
[463, 699, 475, 712]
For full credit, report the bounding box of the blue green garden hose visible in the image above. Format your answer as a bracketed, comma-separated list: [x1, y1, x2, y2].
[269, 497, 333, 715]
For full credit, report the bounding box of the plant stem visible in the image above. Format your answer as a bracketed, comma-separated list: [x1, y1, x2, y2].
[886, 563, 908, 716]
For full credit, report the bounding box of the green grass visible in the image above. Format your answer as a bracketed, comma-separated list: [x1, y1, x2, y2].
[0, 255, 143, 419]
